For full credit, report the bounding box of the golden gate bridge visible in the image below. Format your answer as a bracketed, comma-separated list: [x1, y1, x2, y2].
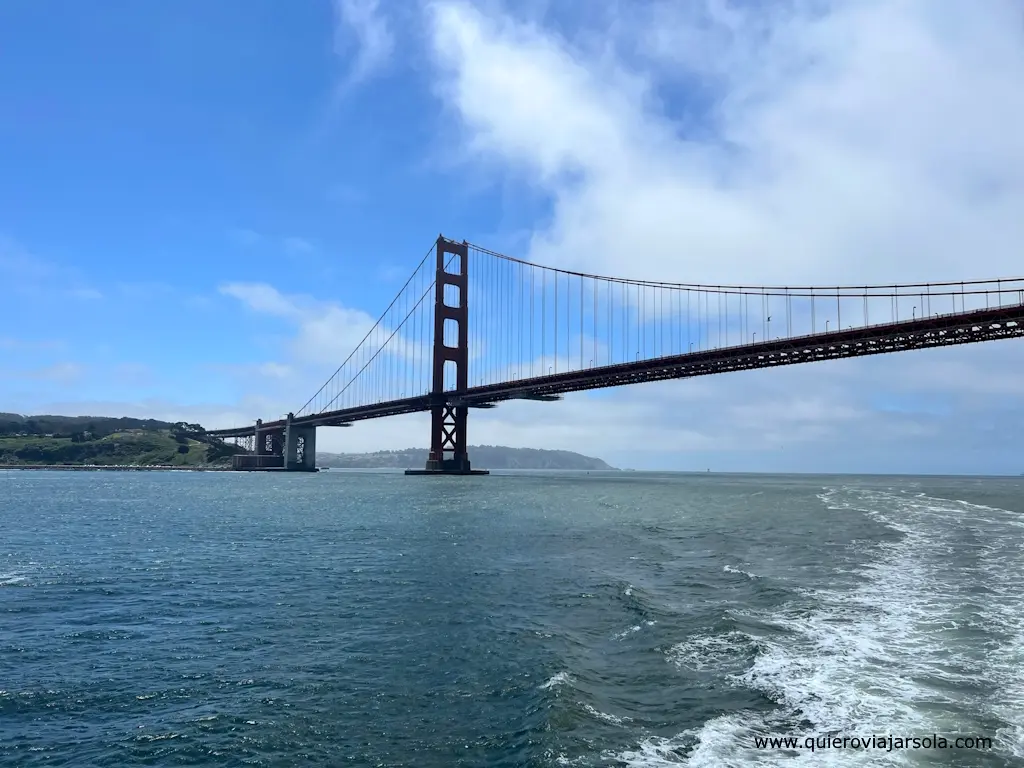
[208, 236, 1024, 474]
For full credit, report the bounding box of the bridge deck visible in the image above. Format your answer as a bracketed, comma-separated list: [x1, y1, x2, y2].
[207, 303, 1024, 439]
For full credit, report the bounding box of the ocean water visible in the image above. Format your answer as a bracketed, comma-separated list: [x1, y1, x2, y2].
[1, 469, 1022, 767]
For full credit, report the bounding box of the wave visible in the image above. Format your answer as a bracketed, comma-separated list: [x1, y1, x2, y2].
[610, 485, 1024, 766]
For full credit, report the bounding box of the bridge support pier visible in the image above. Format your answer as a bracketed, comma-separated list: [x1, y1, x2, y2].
[406, 236, 488, 476]
[255, 419, 284, 459]
[231, 418, 285, 470]
[406, 400, 485, 474]
[284, 413, 317, 472]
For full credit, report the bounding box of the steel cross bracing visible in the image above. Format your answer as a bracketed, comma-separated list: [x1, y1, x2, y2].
[208, 304, 1024, 438]
[207, 236, 1024, 451]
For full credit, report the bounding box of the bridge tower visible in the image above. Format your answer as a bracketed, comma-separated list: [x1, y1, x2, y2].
[406, 236, 488, 475]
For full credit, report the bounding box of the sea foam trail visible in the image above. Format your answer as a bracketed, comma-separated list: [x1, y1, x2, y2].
[0, 572, 27, 586]
[613, 486, 1024, 767]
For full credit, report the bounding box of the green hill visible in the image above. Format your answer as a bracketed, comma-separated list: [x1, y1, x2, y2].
[0, 414, 616, 470]
[0, 414, 245, 467]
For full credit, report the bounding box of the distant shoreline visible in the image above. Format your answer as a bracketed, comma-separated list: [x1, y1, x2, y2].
[316, 446, 616, 471]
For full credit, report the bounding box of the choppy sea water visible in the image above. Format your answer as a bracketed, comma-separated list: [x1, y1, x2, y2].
[1, 469, 1022, 767]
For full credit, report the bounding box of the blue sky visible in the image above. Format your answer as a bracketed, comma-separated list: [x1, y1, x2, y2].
[0, 1, 541, 411]
[2, 0, 1024, 473]
[0, 0, 515, 385]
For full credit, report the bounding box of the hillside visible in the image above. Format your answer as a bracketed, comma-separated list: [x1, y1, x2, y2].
[0, 414, 246, 467]
[0, 415, 615, 470]
[316, 445, 616, 470]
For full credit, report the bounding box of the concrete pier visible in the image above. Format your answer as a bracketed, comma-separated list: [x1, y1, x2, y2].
[283, 414, 317, 472]
[231, 454, 284, 470]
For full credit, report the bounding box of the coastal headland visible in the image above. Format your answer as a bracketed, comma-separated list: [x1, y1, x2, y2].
[0, 413, 615, 471]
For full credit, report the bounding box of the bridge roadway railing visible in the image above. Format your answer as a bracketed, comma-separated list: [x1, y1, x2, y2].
[457, 300, 1024, 403]
[207, 298, 1024, 440]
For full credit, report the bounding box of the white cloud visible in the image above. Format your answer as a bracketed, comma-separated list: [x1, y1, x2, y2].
[426, 0, 1024, 287]
[220, 282, 306, 320]
[333, 0, 395, 87]
[292, 303, 380, 364]
[217, 281, 421, 384]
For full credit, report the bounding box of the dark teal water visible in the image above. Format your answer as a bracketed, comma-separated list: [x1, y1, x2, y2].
[2, 470, 1022, 767]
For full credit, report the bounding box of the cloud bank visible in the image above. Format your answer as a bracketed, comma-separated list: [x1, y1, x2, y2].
[426, 0, 1024, 287]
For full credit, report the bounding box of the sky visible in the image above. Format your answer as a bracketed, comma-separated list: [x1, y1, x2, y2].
[2, 0, 1024, 474]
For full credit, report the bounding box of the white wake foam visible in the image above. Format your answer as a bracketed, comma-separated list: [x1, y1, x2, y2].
[723, 564, 760, 580]
[0, 572, 27, 586]
[540, 671, 573, 690]
[612, 486, 1024, 766]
